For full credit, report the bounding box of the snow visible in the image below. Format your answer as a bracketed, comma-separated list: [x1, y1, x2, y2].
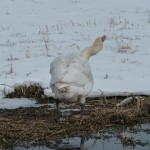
[0, 0, 150, 109]
[0, 98, 37, 109]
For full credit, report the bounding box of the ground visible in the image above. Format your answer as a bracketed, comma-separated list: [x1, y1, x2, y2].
[0, 97, 150, 149]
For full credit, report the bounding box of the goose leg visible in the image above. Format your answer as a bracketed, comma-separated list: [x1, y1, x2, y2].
[80, 103, 85, 113]
[55, 99, 60, 120]
[80, 97, 85, 114]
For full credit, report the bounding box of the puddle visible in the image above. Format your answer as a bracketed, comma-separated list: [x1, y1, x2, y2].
[13, 123, 150, 150]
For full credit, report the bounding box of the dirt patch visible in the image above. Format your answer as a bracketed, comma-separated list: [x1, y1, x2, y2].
[0, 97, 150, 149]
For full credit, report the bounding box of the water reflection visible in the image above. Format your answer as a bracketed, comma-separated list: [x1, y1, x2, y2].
[14, 123, 150, 150]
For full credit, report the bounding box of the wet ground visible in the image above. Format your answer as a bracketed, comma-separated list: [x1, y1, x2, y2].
[13, 123, 150, 150]
[0, 97, 150, 150]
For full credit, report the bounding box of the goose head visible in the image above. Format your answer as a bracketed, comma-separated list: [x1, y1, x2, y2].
[81, 35, 106, 59]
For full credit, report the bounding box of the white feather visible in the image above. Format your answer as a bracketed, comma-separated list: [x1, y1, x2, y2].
[50, 54, 93, 102]
[50, 36, 105, 104]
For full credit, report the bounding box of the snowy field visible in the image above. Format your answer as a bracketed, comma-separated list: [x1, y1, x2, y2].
[0, 0, 150, 108]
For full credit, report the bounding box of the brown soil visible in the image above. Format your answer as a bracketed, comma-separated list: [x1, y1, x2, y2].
[0, 97, 150, 149]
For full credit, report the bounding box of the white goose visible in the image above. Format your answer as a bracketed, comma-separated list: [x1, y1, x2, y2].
[50, 35, 106, 112]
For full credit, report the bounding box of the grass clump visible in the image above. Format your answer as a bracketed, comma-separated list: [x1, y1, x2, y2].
[5, 82, 44, 99]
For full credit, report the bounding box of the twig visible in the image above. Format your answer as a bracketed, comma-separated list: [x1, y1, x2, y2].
[130, 50, 138, 54]
[0, 84, 13, 88]
[0, 64, 11, 69]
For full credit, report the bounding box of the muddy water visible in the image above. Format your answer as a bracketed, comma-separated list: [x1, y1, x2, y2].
[14, 123, 150, 150]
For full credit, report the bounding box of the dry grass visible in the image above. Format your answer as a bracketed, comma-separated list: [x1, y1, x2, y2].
[116, 38, 132, 53]
[0, 97, 150, 149]
[111, 34, 132, 53]
[5, 83, 44, 99]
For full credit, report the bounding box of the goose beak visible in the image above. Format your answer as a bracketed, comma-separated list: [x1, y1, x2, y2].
[101, 35, 106, 42]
